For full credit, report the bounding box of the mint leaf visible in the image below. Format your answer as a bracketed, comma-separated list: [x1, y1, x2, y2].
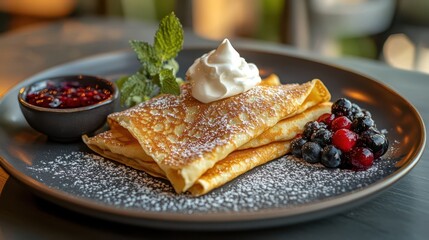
[129, 40, 161, 76]
[154, 12, 184, 61]
[155, 68, 180, 95]
[162, 58, 179, 75]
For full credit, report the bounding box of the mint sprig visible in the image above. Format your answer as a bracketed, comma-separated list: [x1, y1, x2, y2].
[119, 12, 184, 107]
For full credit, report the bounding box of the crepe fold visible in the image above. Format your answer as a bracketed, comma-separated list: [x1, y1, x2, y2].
[84, 76, 331, 195]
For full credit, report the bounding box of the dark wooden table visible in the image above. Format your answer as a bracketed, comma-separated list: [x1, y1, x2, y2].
[0, 17, 428, 239]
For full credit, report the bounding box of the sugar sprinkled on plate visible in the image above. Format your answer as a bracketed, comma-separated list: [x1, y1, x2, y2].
[27, 151, 397, 214]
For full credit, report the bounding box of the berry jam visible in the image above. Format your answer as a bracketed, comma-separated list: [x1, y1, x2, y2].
[26, 81, 112, 109]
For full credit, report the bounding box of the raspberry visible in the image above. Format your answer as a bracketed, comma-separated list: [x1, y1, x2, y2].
[349, 147, 374, 170]
[332, 129, 357, 152]
[317, 113, 335, 127]
[331, 116, 352, 131]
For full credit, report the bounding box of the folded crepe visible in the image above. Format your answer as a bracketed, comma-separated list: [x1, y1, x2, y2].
[84, 101, 331, 195]
[84, 76, 331, 194]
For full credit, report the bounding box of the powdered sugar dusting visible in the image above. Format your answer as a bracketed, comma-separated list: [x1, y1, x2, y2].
[108, 83, 311, 169]
[27, 151, 397, 214]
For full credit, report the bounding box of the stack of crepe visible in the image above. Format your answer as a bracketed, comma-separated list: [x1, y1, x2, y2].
[83, 74, 331, 196]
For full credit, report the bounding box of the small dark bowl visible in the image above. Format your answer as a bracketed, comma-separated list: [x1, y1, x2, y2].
[18, 75, 119, 142]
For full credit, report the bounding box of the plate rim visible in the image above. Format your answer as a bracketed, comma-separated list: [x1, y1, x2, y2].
[0, 47, 426, 229]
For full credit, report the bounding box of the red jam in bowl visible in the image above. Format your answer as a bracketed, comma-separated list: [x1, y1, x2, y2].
[25, 81, 112, 109]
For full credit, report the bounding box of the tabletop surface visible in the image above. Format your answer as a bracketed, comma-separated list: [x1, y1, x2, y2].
[0, 17, 428, 240]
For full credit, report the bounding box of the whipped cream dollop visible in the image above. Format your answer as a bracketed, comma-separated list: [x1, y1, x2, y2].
[186, 39, 261, 103]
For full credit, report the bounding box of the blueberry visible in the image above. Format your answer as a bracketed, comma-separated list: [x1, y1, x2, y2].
[362, 109, 372, 118]
[332, 98, 352, 118]
[350, 103, 362, 120]
[303, 121, 321, 140]
[302, 142, 322, 163]
[318, 121, 327, 129]
[352, 115, 375, 133]
[357, 127, 380, 147]
[353, 111, 365, 120]
[321, 145, 342, 168]
[49, 98, 62, 108]
[339, 152, 353, 169]
[365, 126, 381, 134]
[360, 133, 389, 158]
[351, 103, 361, 114]
[311, 129, 332, 147]
[290, 137, 307, 158]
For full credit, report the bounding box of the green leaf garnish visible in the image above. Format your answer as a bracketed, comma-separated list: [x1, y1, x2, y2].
[129, 40, 161, 77]
[118, 12, 184, 107]
[154, 12, 184, 62]
[119, 73, 158, 107]
[156, 68, 180, 96]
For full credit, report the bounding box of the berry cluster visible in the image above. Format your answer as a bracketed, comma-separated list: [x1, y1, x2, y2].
[290, 98, 389, 170]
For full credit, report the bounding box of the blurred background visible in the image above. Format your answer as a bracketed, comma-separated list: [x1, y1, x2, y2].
[0, 0, 428, 74]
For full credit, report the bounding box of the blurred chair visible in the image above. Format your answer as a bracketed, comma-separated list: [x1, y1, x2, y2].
[382, 0, 429, 73]
[282, 0, 396, 58]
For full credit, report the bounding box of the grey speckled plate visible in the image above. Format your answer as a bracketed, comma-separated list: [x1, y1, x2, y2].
[0, 49, 425, 230]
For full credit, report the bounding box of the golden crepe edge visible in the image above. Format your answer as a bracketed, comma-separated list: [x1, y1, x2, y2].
[82, 130, 166, 179]
[239, 102, 332, 150]
[188, 141, 292, 196]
